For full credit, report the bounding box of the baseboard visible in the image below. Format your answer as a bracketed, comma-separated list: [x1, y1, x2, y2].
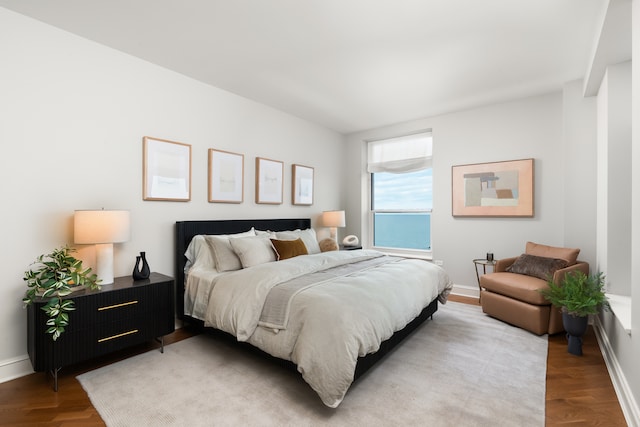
[0, 354, 34, 384]
[593, 317, 640, 426]
[451, 283, 479, 299]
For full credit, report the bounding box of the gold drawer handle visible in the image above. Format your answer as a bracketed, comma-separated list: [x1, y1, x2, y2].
[98, 300, 138, 311]
[98, 329, 139, 343]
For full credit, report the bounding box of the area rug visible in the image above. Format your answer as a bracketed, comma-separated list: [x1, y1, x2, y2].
[77, 302, 547, 426]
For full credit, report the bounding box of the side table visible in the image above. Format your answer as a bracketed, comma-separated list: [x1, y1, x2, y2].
[473, 259, 497, 301]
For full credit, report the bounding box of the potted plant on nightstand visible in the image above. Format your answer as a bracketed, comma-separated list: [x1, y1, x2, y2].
[23, 246, 100, 341]
[540, 271, 609, 355]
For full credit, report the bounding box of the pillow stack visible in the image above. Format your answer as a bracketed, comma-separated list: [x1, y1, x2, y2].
[184, 228, 321, 272]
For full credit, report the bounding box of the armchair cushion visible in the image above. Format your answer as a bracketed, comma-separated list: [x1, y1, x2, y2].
[525, 241, 579, 265]
[506, 254, 568, 280]
[481, 272, 550, 305]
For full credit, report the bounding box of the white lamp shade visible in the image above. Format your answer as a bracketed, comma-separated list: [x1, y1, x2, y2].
[322, 210, 346, 228]
[74, 209, 130, 284]
[74, 210, 130, 244]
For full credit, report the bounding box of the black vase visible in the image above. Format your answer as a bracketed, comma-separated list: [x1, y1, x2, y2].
[562, 312, 589, 356]
[132, 251, 151, 280]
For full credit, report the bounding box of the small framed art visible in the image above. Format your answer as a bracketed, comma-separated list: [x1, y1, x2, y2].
[255, 157, 284, 204]
[452, 158, 534, 217]
[208, 149, 244, 203]
[292, 164, 314, 205]
[143, 136, 191, 201]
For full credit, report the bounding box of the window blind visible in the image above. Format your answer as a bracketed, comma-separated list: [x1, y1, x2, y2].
[367, 131, 432, 173]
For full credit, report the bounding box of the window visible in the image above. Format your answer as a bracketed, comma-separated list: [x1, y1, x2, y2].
[368, 131, 432, 252]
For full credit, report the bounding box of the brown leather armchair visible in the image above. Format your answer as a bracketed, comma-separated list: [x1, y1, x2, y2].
[479, 242, 589, 335]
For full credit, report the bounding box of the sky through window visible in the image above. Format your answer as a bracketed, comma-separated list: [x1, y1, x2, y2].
[373, 169, 432, 210]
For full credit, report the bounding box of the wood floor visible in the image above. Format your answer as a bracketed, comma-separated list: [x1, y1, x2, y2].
[0, 296, 627, 426]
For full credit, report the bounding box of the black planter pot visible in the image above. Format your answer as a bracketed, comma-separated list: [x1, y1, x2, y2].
[562, 312, 589, 356]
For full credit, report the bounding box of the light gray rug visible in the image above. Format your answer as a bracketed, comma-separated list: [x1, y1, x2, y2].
[77, 302, 547, 426]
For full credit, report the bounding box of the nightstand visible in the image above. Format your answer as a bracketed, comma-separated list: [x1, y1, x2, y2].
[27, 272, 175, 391]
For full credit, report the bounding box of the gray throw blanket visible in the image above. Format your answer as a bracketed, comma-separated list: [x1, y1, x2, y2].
[258, 255, 403, 331]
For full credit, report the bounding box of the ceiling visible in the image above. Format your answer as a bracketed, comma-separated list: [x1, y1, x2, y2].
[0, 0, 606, 134]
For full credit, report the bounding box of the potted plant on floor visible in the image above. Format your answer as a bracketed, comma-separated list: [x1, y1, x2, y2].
[23, 246, 100, 341]
[540, 271, 609, 355]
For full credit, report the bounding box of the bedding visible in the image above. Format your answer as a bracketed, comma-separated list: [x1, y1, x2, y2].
[185, 247, 452, 407]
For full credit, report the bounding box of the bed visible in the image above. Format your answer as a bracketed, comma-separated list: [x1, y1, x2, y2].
[175, 218, 452, 408]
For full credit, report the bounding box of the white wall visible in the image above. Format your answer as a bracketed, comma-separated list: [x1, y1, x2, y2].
[0, 8, 344, 381]
[597, 62, 632, 295]
[345, 92, 591, 294]
[562, 80, 598, 268]
[593, 1, 640, 422]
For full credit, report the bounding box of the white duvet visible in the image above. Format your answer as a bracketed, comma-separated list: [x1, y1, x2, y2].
[188, 249, 453, 407]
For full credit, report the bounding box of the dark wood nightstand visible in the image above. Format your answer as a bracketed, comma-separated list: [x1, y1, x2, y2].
[27, 272, 175, 391]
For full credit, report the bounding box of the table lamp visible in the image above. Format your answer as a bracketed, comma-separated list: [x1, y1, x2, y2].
[74, 209, 130, 284]
[322, 210, 346, 243]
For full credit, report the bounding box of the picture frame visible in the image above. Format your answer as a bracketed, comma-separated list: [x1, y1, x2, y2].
[143, 136, 191, 201]
[452, 158, 534, 217]
[292, 164, 314, 205]
[208, 149, 244, 203]
[255, 157, 284, 204]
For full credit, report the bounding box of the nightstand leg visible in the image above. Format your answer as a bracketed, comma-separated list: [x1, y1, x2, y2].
[50, 367, 61, 392]
[155, 336, 164, 353]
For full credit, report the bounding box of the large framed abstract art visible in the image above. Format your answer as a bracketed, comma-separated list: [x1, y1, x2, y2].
[452, 158, 534, 217]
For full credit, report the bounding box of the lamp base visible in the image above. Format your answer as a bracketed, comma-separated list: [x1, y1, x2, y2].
[94, 243, 114, 284]
[329, 227, 338, 243]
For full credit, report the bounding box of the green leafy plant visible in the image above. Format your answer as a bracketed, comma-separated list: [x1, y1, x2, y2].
[540, 270, 609, 317]
[23, 246, 100, 341]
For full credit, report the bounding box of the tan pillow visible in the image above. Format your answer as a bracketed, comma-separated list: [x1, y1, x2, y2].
[525, 241, 579, 266]
[275, 229, 321, 254]
[319, 238, 338, 252]
[270, 238, 308, 260]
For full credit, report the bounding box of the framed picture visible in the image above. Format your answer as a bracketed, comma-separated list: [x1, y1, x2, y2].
[255, 157, 284, 204]
[452, 158, 534, 217]
[208, 149, 244, 203]
[143, 136, 191, 201]
[292, 164, 314, 205]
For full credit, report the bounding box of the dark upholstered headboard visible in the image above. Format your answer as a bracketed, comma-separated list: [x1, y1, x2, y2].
[175, 218, 311, 319]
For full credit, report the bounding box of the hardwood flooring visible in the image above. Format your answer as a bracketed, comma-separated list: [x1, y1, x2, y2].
[0, 297, 627, 426]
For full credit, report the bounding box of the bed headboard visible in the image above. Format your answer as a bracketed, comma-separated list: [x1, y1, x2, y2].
[175, 218, 311, 319]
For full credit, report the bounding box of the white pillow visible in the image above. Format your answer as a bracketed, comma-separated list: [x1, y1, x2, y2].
[184, 235, 215, 272]
[254, 228, 276, 238]
[204, 229, 256, 272]
[275, 228, 321, 254]
[229, 236, 277, 268]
